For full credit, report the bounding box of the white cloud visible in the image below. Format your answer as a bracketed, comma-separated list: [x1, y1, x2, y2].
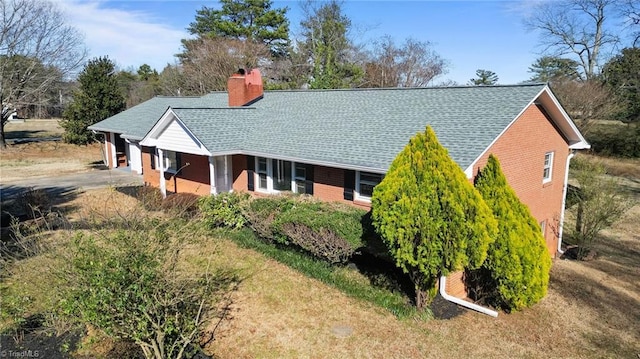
[57, 0, 188, 72]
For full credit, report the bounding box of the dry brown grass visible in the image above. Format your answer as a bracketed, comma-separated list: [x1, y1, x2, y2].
[578, 153, 640, 179]
[0, 141, 103, 182]
[4, 119, 62, 139]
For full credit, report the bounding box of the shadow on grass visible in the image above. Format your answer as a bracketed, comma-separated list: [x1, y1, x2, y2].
[0, 314, 83, 359]
[551, 263, 640, 357]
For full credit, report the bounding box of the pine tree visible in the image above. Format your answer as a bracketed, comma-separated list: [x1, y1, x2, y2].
[473, 155, 551, 311]
[61, 56, 125, 145]
[371, 126, 497, 310]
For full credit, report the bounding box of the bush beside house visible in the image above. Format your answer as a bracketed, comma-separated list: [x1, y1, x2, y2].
[468, 155, 551, 311]
[199, 193, 367, 264]
[371, 126, 498, 310]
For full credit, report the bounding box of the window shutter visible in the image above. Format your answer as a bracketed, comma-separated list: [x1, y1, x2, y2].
[150, 147, 156, 170]
[246, 155, 255, 191]
[343, 170, 355, 201]
[305, 164, 314, 195]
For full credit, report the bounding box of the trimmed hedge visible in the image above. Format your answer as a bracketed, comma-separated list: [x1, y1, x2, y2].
[247, 195, 367, 264]
[199, 193, 368, 264]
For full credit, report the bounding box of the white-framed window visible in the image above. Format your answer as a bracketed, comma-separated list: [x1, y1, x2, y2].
[540, 220, 547, 236]
[543, 151, 554, 183]
[256, 157, 268, 191]
[254, 157, 306, 194]
[294, 163, 307, 194]
[355, 171, 384, 201]
[164, 150, 179, 173]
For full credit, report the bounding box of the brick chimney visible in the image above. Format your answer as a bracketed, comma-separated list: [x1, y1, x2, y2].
[228, 68, 264, 106]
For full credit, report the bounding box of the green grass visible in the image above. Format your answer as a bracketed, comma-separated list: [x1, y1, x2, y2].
[220, 228, 420, 318]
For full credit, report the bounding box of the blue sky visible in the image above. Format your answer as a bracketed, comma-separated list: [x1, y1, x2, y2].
[58, 1, 546, 85]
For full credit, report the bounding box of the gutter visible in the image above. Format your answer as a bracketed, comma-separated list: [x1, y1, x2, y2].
[439, 275, 498, 318]
[557, 150, 576, 254]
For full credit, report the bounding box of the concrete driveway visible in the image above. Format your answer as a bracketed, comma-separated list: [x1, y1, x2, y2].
[0, 168, 143, 201]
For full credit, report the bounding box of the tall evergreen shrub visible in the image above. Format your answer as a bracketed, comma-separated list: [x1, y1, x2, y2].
[371, 126, 497, 309]
[472, 155, 551, 311]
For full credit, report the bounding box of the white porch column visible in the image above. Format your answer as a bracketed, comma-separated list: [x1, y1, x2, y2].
[209, 156, 217, 194]
[158, 148, 166, 198]
[109, 132, 117, 168]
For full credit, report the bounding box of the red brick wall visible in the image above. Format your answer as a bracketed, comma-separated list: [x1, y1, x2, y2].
[167, 153, 210, 195]
[141, 147, 210, 195]
[471, 104, 569, 257]
[232, 154, 248, 192]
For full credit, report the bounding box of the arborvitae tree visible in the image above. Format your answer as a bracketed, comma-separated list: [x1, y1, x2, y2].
[371, 126, 497, 310]
[472, 155, 551, 311]
[61, 56, 125, 144]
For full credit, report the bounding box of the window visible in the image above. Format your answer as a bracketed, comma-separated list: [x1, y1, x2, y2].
[257, 157, 268, 190]
[540, 220, 547, 236]
[162, 150, 179, 173]
[254, 157, 304, 194]
[356, 171, 383, 201]
[294, 163, 307, 194]
[543, 152, 554, 183]
[272, 159, 292, 191]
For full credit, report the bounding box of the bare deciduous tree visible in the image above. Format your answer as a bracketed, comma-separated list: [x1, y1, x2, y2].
[0, 0, 86, 148]
[177, 37, 269, 95]
[551, 79, 621, 134]
[525, 0, 619, 80]
[363, 36, 447, 88]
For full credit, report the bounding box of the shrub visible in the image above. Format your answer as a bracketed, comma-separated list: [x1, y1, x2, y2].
[162, 193, 200, 217]
[470, 155, 551, 311]
[568, 157, 632, 259]
[586, 123, 640, 158]
[59, 228, 238, 359]
[244, 195, 367, 263]
[198, 192, 250, 229]
[371, 126, 497, 310]
[135, 185, 163, 211]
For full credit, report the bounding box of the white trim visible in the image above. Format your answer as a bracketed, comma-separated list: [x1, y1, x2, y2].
[209, 156, 216, 194]
[355, 171, 383, 202]
[557, 151, 575, 254]
[543, 151, 554, 183]
[158, 148, 167, 198]
[109, 132, 117, 168]
[253, 156, 306, 194]
[140, 108, 212, 156]
[464, 85, 590, 176]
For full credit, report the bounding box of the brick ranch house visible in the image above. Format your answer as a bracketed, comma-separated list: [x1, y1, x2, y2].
[89, 70, 588, 303]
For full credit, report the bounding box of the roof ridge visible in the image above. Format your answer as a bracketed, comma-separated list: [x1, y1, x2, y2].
[263, 83, 547, 93]
[171, 107, 256, 110]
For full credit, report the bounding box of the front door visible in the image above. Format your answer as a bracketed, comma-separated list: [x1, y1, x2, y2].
[215, 155, 232, 193]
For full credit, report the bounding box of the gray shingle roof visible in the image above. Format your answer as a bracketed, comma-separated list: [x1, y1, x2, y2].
[88, 93, 228, 140]
[92, 84, 547, 171]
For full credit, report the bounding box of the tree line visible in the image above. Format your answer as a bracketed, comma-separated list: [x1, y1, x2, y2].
[1, 0, 639, 149]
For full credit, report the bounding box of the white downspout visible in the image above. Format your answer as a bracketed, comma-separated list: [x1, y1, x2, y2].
[439, 276, 498, 318]
[557, 150, 576, 254]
